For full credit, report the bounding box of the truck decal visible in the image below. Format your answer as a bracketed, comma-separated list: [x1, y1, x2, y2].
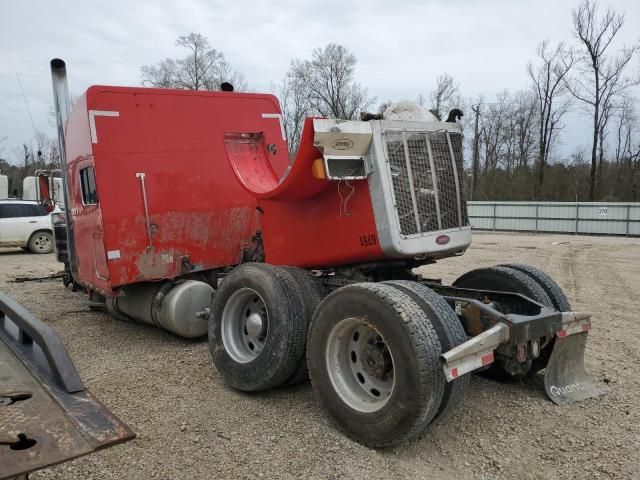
[89, 110, 119, 143]
[359, 233, 377, 247]
[261, 113, 286, 141]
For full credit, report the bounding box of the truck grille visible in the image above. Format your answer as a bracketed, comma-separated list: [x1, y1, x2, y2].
[384, 130, 468, 236]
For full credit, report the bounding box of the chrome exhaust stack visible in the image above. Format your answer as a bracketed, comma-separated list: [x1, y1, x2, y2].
[50, 58, 77, 278]
[50, 59, 71, 137]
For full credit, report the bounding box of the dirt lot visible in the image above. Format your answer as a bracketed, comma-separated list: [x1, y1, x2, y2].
[1, 232, 639, 479]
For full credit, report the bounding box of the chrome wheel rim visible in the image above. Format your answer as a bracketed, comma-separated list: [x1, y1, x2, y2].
[221, 288, 268, 363]
[326, 318, 395, 413]
[33, 235, 51, 252]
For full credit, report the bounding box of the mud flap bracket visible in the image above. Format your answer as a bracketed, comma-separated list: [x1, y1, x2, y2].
[441, 323, 509, 381]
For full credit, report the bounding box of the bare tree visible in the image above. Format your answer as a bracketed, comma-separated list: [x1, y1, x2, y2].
[12, 144, 34, 191]
[528, 40, 577, 198]
[479, 93, 511, 174]
[429, 73, 460, 120]
[614, 98, 638, 163]
[569, 0, 640, 199]
[288, 44, 374, 120]
[612, 99, 640, 200]
[473, 91, 541, 199]
[141, 33, 247, 91]
[276, 76, 311, 158]
[33, 131, 60, 169]
[509, 91, 539, 170]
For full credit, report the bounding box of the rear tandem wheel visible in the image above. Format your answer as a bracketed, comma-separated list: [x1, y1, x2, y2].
[498, 263, 571, 373]
[307, 282, 445, 447]
[453, 265, 554, 378]
[383, 280, 469, 425]
[208, 263, 307, 391]
[280, 266, 326, 386]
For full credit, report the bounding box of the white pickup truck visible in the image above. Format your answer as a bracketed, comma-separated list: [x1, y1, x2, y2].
[0, 200, 57, 253]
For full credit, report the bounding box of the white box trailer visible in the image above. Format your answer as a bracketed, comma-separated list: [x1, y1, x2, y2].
[22, 175, 64, 206]
[0, 175, 8, 198]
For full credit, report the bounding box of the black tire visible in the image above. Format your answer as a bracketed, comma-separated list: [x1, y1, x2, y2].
[28, 231, 54, 254]
[499, 264, 571, 373]
[307, 282, 444, 448]
[280, 267, 326, 387]
[453, 266, 553, 378]
[498, 264, 570, 311]
[209, 263, 307, 391]
[453, 266, 553, 308]
[383, 281, 469, 424]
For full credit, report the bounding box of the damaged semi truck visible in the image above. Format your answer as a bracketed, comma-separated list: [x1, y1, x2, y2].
[49, 58, 600, 447]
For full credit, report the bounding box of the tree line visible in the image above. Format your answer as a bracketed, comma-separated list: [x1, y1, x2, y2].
[1, 0, 638, 202]
[0, 133, 60, 198]
[468, 1, 640, 201]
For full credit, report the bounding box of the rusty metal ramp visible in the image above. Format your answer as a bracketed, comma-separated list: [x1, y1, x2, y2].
[0, 291, 134, 479]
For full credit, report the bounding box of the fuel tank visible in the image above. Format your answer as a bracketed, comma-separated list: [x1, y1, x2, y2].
[106, 280, 213, 338]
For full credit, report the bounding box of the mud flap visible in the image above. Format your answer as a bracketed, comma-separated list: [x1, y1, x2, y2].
[543, 331, 601, 405]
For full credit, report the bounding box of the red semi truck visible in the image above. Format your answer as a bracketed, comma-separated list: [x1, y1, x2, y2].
[49, 59, 600, 447]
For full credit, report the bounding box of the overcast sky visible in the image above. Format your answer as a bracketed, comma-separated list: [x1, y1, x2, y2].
[1, 0, 639, 162]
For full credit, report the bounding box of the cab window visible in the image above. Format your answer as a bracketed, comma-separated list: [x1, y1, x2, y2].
[80, 166, 98, 205]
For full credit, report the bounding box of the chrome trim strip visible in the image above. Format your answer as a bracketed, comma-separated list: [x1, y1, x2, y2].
[424, 136, 442, 230]
[445, 131, 463, 227]
[401, 132, 422, 232]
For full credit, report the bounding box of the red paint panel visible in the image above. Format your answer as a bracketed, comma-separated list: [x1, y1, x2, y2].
[66, 87, 288, 290]
[229, 118, 384, 268]
[65, 86, 388, 292]
[259, 182, 383, 268]
[227, 118, 329, 201]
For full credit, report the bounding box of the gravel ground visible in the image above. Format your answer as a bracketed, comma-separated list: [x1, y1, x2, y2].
[1, 232, 639, 479]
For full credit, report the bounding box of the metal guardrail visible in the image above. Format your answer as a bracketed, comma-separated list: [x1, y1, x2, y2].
[467, 201, 640, 236]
